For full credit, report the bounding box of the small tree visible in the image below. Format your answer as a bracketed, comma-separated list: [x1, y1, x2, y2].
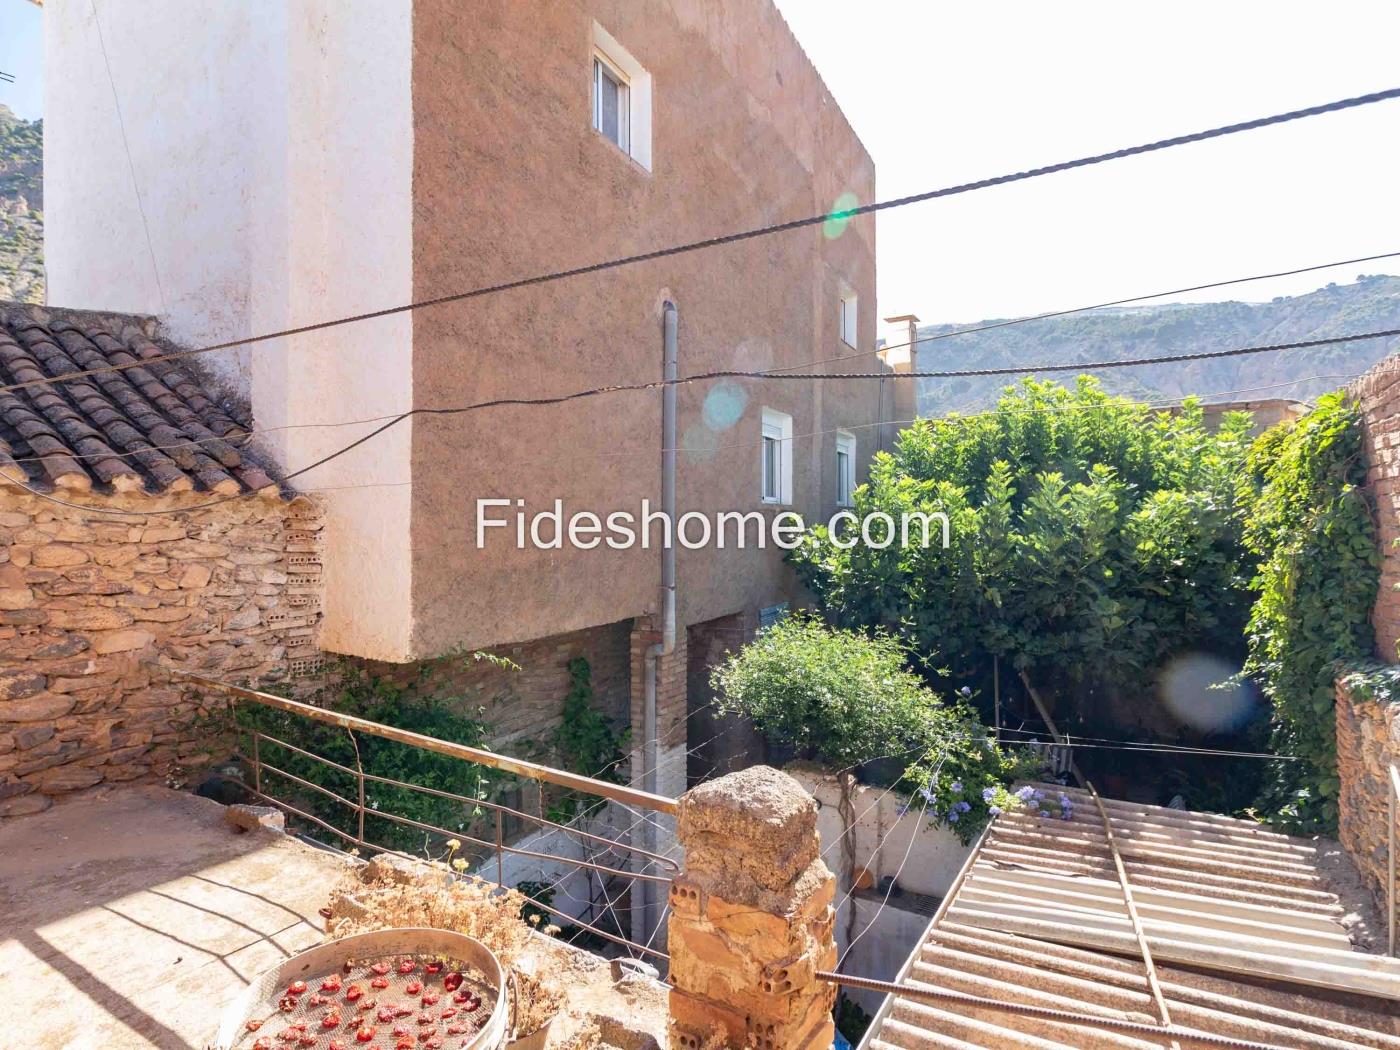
[710, 617, 1029, 841]
[790, 377, 1255, 729]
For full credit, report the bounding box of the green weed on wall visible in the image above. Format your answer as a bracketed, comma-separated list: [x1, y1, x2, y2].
[1242, 392, 1379, 832]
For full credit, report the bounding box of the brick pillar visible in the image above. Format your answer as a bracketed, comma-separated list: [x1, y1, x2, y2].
[630, 617, 688, 800]
[667, 766, 837, 1050]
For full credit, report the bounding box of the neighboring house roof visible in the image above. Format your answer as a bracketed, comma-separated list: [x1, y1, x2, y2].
[861, 786, 1400, 1050]
[0, 304, 275, 496]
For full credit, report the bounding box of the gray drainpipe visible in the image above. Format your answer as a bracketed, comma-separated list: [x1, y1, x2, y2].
[637, 301, 678, 946]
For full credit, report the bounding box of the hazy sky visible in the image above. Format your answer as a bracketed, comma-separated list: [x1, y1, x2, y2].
[0, 0, 41, 121]
[773, 0, 1400, 324]
[4, 2, 1396, 328]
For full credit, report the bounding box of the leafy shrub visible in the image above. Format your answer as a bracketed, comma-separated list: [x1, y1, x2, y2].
[546, 657, 628, 822]
[235, 655, 512, 854]
[711, 617, 1031, 840]
[1242, 393, 1378, 831]
[790, 378, 1254, 708]
[710, 616, 949, 768]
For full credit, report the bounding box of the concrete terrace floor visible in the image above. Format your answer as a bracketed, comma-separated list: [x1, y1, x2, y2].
[0, 786, 353, 1050]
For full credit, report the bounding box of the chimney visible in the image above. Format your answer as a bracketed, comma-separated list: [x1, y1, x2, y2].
[878, 314, 920, 370]
[877, 314, 920, 446]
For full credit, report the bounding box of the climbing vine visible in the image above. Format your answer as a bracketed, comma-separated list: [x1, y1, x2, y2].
[1241, 392, 1379, 832]
[234, 653, 513, 853]
[546, 657, 629, 822]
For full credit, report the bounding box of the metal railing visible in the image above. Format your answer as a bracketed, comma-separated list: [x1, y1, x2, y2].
[174, 670, 678, 961]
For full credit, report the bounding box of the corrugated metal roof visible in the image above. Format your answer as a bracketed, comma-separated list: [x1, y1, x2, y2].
[859, 786, 1400, 1050]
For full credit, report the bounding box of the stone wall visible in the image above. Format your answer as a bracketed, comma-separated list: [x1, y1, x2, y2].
[1335, 666, 1400, 919]
[1352, 358, 1400, 657]
[0, 487, 323, 817]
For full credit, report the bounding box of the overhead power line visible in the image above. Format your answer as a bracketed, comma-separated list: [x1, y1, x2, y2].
[3, 86, 1398, 399]
[768, 248, 1400, 373]
[8, 325, 1400, 518]
[6, 245, 1396, 473]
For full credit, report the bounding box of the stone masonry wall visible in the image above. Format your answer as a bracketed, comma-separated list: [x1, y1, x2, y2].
[1335, 669, 1400, 920]
[1352, 358, 1400, 657]
[0, 487, 323, 817]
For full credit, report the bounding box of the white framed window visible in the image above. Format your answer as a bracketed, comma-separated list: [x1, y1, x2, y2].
[761, 407, 793, 505]
[835, 431, 856, 507]
[591, 24, 652, 170]
[593, 53, 630, 153]
[839, 289, 858, 347]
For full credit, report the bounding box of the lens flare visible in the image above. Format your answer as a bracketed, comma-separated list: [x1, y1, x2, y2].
[1156, 652, 1258, 733]
[823, 191, 859, 240]
[702, 380, 748, 432]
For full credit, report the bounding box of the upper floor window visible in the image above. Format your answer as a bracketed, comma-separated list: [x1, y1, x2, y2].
[835, 431, 856, 507]
[593, 53, 630, 152]
[591, 24, 653, 171]
[761, 408, 793, 505]
[839, 289, 858, 347]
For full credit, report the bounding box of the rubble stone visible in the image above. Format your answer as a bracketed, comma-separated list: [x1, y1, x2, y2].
[0, 487, 325, 813]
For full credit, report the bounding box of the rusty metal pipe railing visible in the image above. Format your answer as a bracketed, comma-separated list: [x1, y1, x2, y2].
[239, 741, 676, 886]
[176, 668, 678, 815]
[227, 775, 669, 962]
[241, 726, 679, 875]
[194, 669, 681, 959]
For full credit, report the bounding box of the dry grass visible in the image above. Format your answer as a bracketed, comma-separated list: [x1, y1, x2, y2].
[326, 854, 566, 1038]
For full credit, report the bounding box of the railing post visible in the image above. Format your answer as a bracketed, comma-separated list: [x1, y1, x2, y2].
[357, 768, 366, 848]
[252, 733, 262, 796]
[496, 809, 505, 889]
[668, 766, 837, 1050]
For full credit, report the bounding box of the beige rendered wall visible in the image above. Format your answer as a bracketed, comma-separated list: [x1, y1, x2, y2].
[407, 0, 879, 657]
[43, 0, 417, 661]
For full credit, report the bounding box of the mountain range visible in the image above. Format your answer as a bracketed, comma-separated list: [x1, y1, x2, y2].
[915, 274, 1400, 414]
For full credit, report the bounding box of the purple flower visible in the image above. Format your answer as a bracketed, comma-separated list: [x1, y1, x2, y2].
[947, 810, 960, 823]
[955, 801, 972, 813]
[1015, 786, 1035, 802]
[951, 781, 962, 792]
[988, 806, 1003, 816]
[982, 787, 996, 802]
[1026, 799, 1039, 810]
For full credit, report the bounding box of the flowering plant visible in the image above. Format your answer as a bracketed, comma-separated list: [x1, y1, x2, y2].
[901, 728, 1043, 844]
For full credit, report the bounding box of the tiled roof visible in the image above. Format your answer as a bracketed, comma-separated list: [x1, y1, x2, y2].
[861, 786, 1400, 1049]
[0, 304, 275, 496]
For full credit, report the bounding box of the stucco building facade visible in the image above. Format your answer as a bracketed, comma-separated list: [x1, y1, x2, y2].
[42, 0, 883, 803]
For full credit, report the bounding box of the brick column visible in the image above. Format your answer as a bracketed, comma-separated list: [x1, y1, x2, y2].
[667, 766, 837, 1050]
[630, 617, 688, 800]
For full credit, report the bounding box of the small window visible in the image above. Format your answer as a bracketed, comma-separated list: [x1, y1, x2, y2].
[593, 54, 630, 152]
[761, 408, 793, 505]
[835, 431, 856, 507]
[839, 290, 858, 347]
[590, 24, 652, 170]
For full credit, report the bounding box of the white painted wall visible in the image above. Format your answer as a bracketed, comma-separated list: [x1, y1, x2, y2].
[789, 766, 971, 899]
[44, 0, 416, 659]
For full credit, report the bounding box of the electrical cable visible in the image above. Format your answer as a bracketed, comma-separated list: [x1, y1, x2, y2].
[9, 325, 1400, 519]
[765, 249, 1400, 373]
[996, 726, 1301, 760]
[3, 87, 1397, 398]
